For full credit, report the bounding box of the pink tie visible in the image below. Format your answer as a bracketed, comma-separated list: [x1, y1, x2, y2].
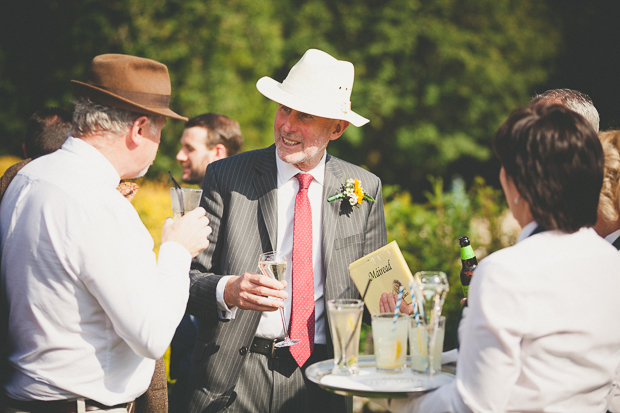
[289, 173, 315, 367]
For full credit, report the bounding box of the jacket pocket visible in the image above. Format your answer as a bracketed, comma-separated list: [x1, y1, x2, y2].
[334, 233, 364, 250]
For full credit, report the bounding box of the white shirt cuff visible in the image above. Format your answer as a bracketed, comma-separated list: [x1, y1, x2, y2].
[442, 349, 459, 364]
[216, 275, 238, 319]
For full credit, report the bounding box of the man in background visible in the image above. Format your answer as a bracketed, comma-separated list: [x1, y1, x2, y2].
[176, 113, 243, 185]
[169, 113, 243, 413]
[0, 107, 72, 198]
[530, 88, 600, 132]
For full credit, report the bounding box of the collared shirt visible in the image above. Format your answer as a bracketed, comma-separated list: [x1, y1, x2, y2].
[382, 226, 620, 413]
[215, 150, 327, 345]
[516, 220, 538, 243]
[604, 228, 620, 245]
[0, 137, 191, 405]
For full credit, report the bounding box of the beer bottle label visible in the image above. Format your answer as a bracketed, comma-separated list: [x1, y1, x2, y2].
[461, 245, 475, 260]
[462, 285, 469, 297]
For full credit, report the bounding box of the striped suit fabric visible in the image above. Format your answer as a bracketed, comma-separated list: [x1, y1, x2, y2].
[186, 145, 387, 413]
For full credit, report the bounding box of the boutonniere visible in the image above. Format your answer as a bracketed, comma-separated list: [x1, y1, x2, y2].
[328, 178, 375, 208]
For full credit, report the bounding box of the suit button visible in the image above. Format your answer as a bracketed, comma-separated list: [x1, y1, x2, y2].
[239, 346, 248, 356]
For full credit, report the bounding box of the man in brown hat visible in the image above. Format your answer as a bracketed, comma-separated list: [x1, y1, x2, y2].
[0, 54, 212, 413]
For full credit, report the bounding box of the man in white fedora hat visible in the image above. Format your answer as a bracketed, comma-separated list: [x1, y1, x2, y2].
[186, 49, 387, 412]
[0, 54, 212, 413]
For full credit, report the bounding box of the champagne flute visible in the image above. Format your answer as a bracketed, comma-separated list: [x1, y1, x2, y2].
[258, 251, 301, 347]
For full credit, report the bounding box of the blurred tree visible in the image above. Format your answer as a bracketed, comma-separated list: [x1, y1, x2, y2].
[1, 0, 560, 192]
[274, 0, 560, 195]
[0, 0, 283, 178]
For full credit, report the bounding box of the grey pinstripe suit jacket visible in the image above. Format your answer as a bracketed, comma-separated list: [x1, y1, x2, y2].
[186, 145, 387, 412]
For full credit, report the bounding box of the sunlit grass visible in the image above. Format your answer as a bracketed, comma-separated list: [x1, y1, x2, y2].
[0, 156, 24, 175]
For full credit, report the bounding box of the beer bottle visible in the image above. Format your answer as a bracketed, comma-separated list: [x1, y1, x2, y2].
[459, 236, 477, 298]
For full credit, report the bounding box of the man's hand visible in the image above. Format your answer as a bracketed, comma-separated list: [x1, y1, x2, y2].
[162, 207, 212, 257]
[379, 293, 414, 315]
[224, 273, 288, 311]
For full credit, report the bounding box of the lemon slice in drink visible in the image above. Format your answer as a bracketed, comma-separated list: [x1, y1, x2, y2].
[395, 341, 402, 360]
[416, 328, 428, 357]
[348, 316, 355, 331]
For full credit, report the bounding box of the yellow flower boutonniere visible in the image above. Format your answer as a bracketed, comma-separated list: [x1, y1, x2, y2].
[327, 178, 375, 208]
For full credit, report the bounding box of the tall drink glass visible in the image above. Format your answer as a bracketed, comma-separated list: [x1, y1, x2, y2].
[372, 313, 408, 373]
[413, 271, 449, 376]
[170, 188, 202, 219]
[328, 299, 364, 375]
[410, 316, 445, 374]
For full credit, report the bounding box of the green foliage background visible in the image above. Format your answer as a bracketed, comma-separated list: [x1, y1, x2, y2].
[0, 0, 560, 194]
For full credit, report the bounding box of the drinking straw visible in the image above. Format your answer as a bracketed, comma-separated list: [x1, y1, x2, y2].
[393, 285, 404, 324]
[168, 171, 185, 216]
[409, 279, 421, 326]
[337, 286, 351, 300]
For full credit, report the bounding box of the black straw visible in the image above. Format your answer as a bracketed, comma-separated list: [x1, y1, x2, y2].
[168, 171, 185, 216]
[337, 286, 351, 300]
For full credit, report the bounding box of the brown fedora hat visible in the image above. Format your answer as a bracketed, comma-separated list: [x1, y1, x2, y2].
[71, 54, 187, 121]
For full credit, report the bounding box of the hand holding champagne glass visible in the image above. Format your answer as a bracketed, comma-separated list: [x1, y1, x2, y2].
[258, 251, 301, 347]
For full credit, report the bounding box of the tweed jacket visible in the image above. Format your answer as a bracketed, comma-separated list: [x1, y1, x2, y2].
[186, 146, 387, 412]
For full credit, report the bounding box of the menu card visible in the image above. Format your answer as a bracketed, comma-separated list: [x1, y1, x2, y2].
[348, 241, 415, 315]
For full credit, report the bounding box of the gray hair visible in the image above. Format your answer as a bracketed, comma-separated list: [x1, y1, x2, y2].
[530, 89, 600, 133]
[71, 97, 164, 138]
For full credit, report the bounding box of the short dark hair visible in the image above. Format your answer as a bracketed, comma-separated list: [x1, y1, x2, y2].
[185, 113, 243, 156]
[494, 104, 604, 233]
[25, 107, 72, 159]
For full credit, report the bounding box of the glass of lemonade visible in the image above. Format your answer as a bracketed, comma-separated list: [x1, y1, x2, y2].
[410, 316, 445, 374]
[170, 188, 203, 219]
[372, 313, 408, 373]
[328, 299, 364, 375]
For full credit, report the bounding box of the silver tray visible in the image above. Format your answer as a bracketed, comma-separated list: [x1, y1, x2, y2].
[305, 355, 455, 398]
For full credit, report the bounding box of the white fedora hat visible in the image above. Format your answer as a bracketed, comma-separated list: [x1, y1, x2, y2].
[256, 49, 369, 127]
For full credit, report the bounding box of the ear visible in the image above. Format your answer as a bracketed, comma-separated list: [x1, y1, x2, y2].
[127, 116, 150, 149]
[329, 120, 350, 141]
[213, 143, 228, 161]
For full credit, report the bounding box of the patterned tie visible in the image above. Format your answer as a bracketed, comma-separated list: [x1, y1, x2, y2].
[117, 180, 139, 201]
[289, 173, 315, 367]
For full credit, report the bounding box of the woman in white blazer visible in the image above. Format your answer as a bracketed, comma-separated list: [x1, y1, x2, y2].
[381, 105, 620, 413]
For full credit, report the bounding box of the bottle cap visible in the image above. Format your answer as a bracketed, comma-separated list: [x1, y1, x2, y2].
[459, 236, 470, 247]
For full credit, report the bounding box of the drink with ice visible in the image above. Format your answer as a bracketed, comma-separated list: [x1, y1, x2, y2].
[372, 313, 408, 373]
[328, 299, 364, 375]
[410, 316, 445, 374]
[170, 188, 203, 219]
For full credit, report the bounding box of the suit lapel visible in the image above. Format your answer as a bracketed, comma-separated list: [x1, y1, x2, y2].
[613, 235, 620, 251]
[253, 146, 278, 252]
[322, 154, 344, 274]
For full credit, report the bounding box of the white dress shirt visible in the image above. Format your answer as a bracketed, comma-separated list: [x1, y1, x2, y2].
[0, 137, 191, 405]
[383, 227, 620, 413]
[215, 151, 327, 344]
